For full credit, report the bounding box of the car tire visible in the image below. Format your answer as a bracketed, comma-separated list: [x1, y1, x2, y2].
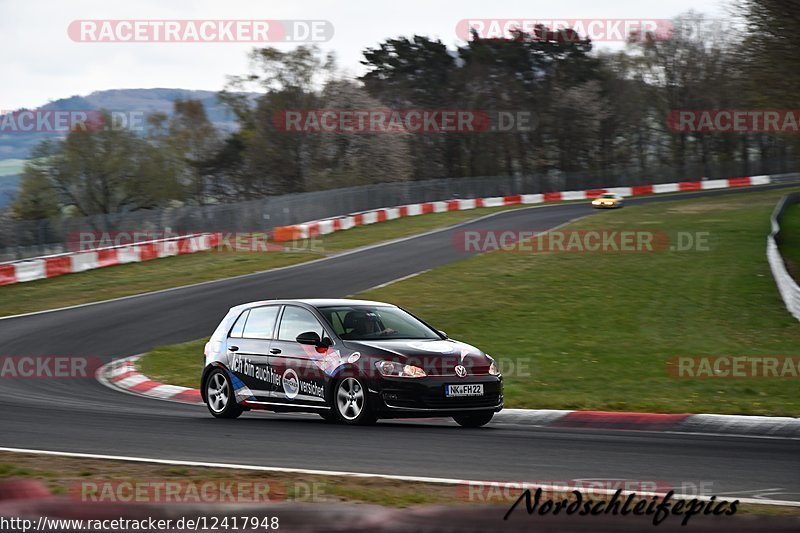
[332, 376, 377, 425]
[205, 368, 243, 419]
[453, 411, 494, 428]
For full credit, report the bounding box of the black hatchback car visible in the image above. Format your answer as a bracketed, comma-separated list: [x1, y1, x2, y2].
[201, 299, 503, 426]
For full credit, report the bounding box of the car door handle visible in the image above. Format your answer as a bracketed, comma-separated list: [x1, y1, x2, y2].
[228, 346, 239, 352]
[269, 348, 281, 354]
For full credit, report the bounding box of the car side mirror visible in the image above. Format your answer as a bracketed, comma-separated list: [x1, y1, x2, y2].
[438, 330, 448, 339]
[296, 331, 331, 348]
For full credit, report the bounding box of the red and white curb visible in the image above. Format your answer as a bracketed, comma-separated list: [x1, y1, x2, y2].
[98, 357, 800, 438]
[271, 175, 772, 241]
[97, 355, 202, 405]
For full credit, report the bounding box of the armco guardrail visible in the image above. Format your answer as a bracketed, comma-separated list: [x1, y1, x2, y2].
[0, 233, 216, 286]
[271, 174, 772, 241]
[767, 192, 800, 321]
[0, 173, 784, 286]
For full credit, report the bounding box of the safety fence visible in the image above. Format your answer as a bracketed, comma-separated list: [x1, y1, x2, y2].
[0, 233, 215, 286]
[767, 192, 800, 322]
[271, 175, 773, 241]
[2, 158, 797, 261]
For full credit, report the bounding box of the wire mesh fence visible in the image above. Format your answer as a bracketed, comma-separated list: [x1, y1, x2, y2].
[1, 157, 797, 261]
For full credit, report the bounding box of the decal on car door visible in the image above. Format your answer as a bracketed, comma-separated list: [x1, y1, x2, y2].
[226, 368, 256, 403]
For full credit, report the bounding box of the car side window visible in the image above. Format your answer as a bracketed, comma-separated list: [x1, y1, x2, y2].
[242, 306, 280, 339]
[228, 310, 249, 338]
[278, 306, 325, 342]
[321, 309, 347, 336]
[331, 311, 347, 336]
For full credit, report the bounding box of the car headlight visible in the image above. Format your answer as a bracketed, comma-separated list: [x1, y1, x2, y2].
[488, 356, 501, 376]
[375, 360, 427, 378]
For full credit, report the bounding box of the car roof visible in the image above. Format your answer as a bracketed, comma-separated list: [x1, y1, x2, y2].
[229, 298, 396, 312]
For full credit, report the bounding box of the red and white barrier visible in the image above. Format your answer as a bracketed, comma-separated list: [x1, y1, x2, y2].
[0, 233, 217, 286]
[0, 175, 772, 285]
[271, 175, 771, 241]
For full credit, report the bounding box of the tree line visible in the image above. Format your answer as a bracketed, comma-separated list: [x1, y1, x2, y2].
[10, 1, 799, 221]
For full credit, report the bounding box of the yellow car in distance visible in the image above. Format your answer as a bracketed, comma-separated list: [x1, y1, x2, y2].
[591, 193, 624, 209]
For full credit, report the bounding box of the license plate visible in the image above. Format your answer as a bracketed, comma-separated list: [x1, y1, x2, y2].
[446, 384, 484, 397]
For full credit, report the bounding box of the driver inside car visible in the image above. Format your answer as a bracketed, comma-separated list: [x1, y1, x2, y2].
[343, 311, 396, 338]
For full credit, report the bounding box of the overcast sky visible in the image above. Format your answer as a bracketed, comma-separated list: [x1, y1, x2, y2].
[1, 0, 732, 111]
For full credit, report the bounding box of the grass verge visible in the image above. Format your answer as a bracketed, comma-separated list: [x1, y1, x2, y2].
[0, 452, 797, 515]
[0, 252, 315, 317]
[359, 188, 800, 416]
[0, 452, 453, 507]
[306, 204, 522, 252]
[138, 339, 207, 389]
[0, 205, 522, 317]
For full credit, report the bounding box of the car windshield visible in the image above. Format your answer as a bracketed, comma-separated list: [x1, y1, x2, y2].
[318, 305, 441, 340]
[600, 194, 617, 198]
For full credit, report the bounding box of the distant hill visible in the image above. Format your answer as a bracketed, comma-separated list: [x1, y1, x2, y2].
[0, 88, 256, 206]
[0, 159, 25, 177]
[0, 88, 253, 161]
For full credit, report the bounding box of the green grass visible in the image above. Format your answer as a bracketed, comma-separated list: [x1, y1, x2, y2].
[307, 204, 521, 251]
[0, 252, 315, 317]
[2, 453, 798, 515]
[358, 188, 800, 416]
[140, 188, 800, 416]
[138, 338, 208, 389]
[778, 203, 800, 280]
[0, 452, 458, 507]
[0, 204, 523, 317]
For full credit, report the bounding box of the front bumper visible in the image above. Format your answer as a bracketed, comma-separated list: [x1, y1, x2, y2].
[372, 375, 503, 418]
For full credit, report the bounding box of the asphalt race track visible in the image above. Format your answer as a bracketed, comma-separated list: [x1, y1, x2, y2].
[0, 184, 798, 504]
